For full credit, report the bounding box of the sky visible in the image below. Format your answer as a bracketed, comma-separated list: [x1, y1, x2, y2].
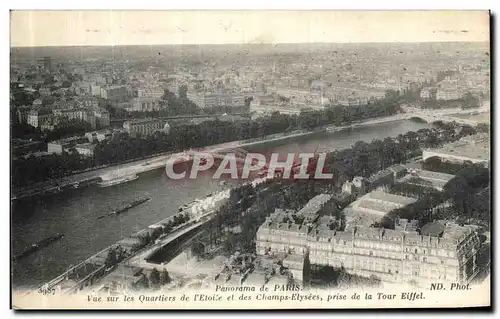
[10, 11, 490, 47]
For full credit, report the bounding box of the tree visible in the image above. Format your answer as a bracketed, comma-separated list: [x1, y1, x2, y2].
[139, 275, 150, 290]
[191, 242, 205, 260]
[462, 92, 479, 109]
[159, 269, 171, 285]
[178, 85, 188, 100]
[223, 233, 239, 256]
[104, 248, 118, 268]
[149, 268, 161, 286]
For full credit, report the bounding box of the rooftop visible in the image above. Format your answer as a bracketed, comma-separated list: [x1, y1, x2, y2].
[366, 168, 393, 183]
[420, 221, 446, 237]
[364, 190, 417, 206]
[414, 170, 455, 181]
[296, 194, 332, 219]
[75, 143, 96, 150]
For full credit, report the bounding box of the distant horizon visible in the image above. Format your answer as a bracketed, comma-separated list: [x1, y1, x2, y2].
[11, 11, 490, 47]
[10, 40, 490, 49]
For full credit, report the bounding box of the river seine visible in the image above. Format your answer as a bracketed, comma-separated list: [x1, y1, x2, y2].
[12, 119, 432, 288]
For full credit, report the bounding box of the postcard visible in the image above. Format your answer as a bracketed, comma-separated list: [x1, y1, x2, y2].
[10, 10, 491, 310]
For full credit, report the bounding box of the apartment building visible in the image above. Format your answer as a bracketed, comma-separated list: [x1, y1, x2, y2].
[436, 88, 462, 100]
[187, 92, 245, 108]
[123, 118, 165, 136]
[101, 86, 128, 101]
[27, 108, 52, 128]
[256, 194, 481, 286]
[420, 87, 437, 100]
[74, 143, 96, 157]
[47, 136, 87, 154]
[400, 169, 455, 191]
[130, 97, 163, 112]
[36, 56, 52, 73]
[53, 109, 97, 129]
[342, 190, 417, 227]
[137, 86, 164, 99]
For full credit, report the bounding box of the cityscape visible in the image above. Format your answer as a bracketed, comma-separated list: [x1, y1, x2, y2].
[10, 11, 490, 308]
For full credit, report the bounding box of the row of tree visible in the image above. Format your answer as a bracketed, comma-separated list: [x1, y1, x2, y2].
[11, 90, 404, 188]
[134, 268, 171, 291]
[376, 164, 490, 229]
[132, 213, 191, 252]
[421, 92, 480, 110]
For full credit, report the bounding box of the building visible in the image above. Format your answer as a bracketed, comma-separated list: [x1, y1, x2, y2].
[32, 99, 43, 108]
[16, 106, 32, 124]
[342, 190, 417, 227]
[275, 88, 327, 107]
[76, 97, 100, 109]
[39, 87, 52, 97]
[130, 97, 163, 112]
[342, 176, 366, 195]
[400, 169, 455, 191]
[47, 136, 86, 154]
[255, 194, 333, 283]
[27, 108, 52, 128]
[94, 109, 110, 128]
[137, 87, 164, 99]
[365, 164, 408, 192]
[423, 133, 490, 167]
[256, 195, 481, 286]
[36, 57, 52, 73]
[123, 119, 165, 136]
[101, 86, 128, 101]
[53, 109, 97, 129]
[436, 88, 462, 100]
[74, 143, 96, 157]
[337, 97, 369, 107]
[187, 92, 245, 109]
[91, 84, 102, 97]
[420, 87, 437, 100]
[85, 129, 117, 142]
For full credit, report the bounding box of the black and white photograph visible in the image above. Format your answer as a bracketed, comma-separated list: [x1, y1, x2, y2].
[9, 10, 491, 309]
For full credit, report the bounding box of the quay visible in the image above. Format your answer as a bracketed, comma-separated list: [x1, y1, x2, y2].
[30, 177, 270, 295]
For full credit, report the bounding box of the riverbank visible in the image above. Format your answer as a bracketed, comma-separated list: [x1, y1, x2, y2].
[12, 118, 435, 287]
[12, 105, 488, 200]
[11, 129, 314, 200]
[27, 175, 271, 294]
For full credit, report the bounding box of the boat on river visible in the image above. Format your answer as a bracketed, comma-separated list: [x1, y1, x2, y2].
[13, 233, 65, 262]
[98, 174, 139, 188]
[96, 197, 151, 220]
